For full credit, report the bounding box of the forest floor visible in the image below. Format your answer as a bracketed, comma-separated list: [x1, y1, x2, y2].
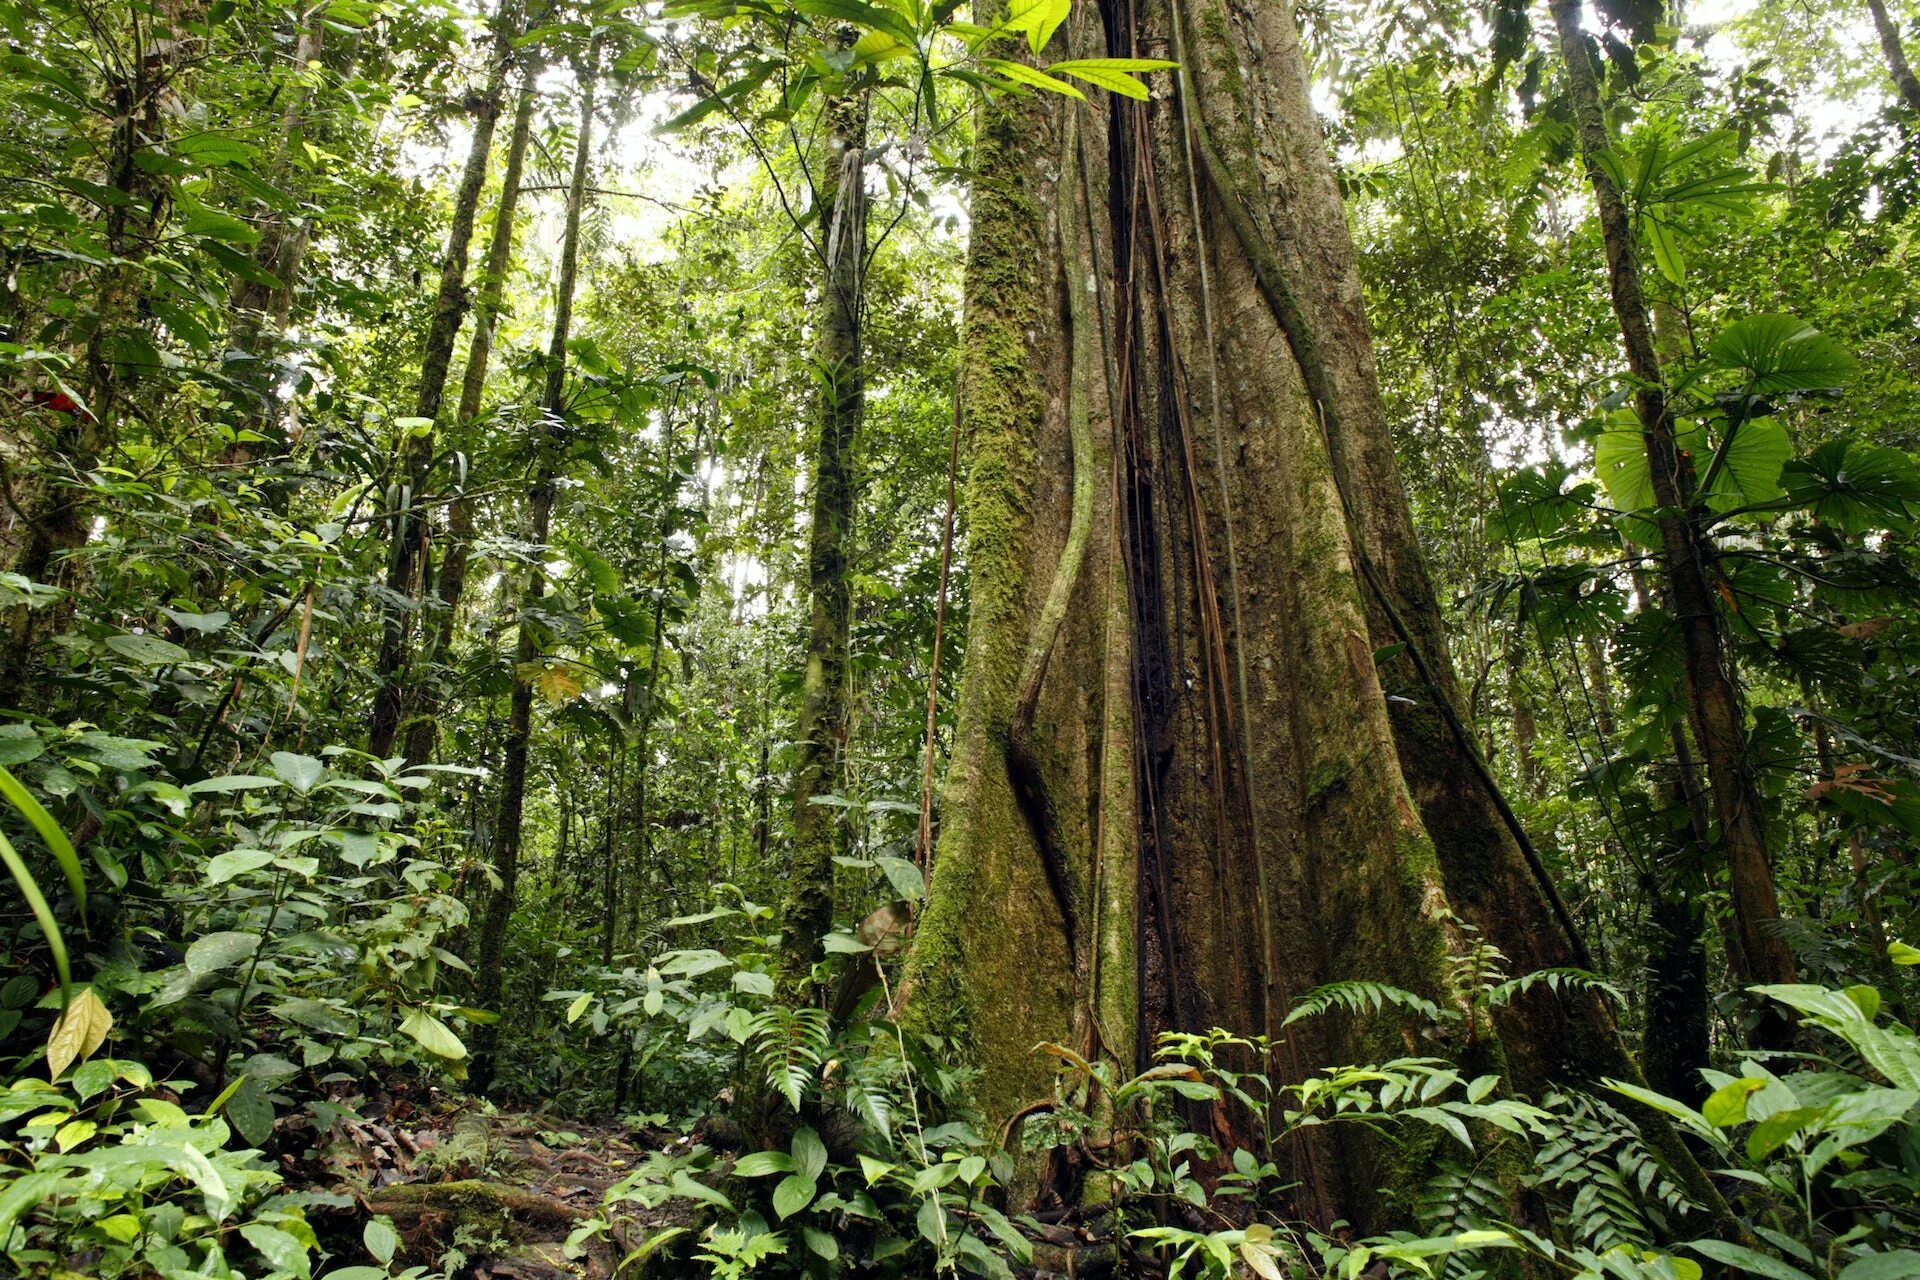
[297, 1081, 678, 1279]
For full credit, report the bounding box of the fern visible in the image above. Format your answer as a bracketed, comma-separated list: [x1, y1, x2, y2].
[1486, 967, 1625, 1009]
[1413, 1159, 1510, 1280]
[1283, 980, 1452, 1027]
[749, 1006, 830, 1111]
[1529, 1090, 1699, 1250]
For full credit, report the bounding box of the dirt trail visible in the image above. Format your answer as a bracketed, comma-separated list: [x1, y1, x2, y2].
[302, 1087, 677, 1279]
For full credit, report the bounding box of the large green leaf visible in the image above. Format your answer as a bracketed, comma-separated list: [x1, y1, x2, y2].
[1780, 441, 1920, 531]
[399, 1008, 467, 1060]
[1708, 314, 1858, 393]
[1699, 419, 1791, 512]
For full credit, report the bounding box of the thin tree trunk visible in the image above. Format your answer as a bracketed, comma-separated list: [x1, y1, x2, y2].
[626, 419, 676, 952]
[402, 77, 539, 766]
[1868, 0, 1920, 115]
[780, 76, 868, 997]
[1550, 0, 1797, 1043]
[228, 12, 330, 457]
[368, 0, 521, 761]
[469, 44, 598, 1095]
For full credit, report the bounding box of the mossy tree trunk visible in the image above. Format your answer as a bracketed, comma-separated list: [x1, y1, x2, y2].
[780, 80, 869, 997]
[905, 0, 1727, 1230]
[469, 43, 598, 1095]
[368, 0, 522, 762]
[1550, 0, 1798, 1044]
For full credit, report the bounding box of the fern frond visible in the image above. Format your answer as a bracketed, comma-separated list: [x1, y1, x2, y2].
[1487, 967, 1626, 1009]
[1283, 980, 1454, 1027]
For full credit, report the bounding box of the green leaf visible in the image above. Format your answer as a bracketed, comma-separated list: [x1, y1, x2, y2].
[732, 1150, 798, 1177]
[399, 1008, 467, 1060]
[1046, 57, 1174, 99]
[1002, 0, 1071, 52]
[1702, 1076, 1764, 1127]
[803, 1226, 838, 1260]
[669, 1169, 734, 1211]
[240, 1222, 312, 1279]
[877, 855, 925, 902]
[732, 970, 775, 996]
[982, 57, 1084, 98]
[1700, 419, 1791, 512]
[364, 1217, 399, 1265]
[184, 204, 260, 243]
[791, 1126, 827, 1181]
[1707, 314, 1858, 393]
[185, 774, 282, 794]
[270, 751, 326, 793]
[773, 1173, 817, 1218]
[1646, 215, 1686, 285]
[1890, 941, 1920, 966]
[567, 992, 593, 1023]
[1686, 1240, 1818, 1280]
[105, 632, 190, 665]
[1840, 1251, 1920, 1280]
[187, 931, 260, 976]
[1780, 441, 1920, 531]
[207, 848, 275, 884]
[0, 725, 44, 765]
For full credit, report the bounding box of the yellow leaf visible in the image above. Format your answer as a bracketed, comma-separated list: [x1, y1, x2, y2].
[46, 987, 112, 1081]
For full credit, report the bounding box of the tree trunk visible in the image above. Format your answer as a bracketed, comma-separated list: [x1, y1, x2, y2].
[469, 45, 598, 1095]
[402, 77, 539, 767]
[1550, 0, 1798, 1043]
[1, 8, 180, 697]
[905, 0, 1733, 1229]
[368, 0, 521, 761]
[1868, 0, 1920, 116]
[228, 12, 330, 457]
[903, 0, 1489, 1228]
[780, 78, 869, 997]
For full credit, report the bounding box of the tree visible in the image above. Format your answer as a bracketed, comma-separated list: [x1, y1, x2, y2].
[402, 76, 542, 767]
[779, 61, 870, 996]
[367, 0, 524, 762]
[1548, 0, 1799, 1041]
[900, 0, 1735, 1226]
[469, 35, 601, 1095]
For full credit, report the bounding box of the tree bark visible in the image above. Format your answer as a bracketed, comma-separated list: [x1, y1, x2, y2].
[402, 77, 540, 767]
[1550, 0, 1798, 1043]
[469, 44, 598, 1095]
[368, 0, 521, 762]
[904, 0, 1734, 1229]
[1, 7, 183, 697]
[780, 76, 869, 997]
[1868, 0, 1920, 116]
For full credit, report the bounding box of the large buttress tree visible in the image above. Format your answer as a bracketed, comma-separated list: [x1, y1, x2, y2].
[904, 0, 1719, 1225]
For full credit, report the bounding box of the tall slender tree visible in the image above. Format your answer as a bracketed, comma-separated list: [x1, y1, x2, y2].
[1549, 0, 1798, 1041]
[402, 76, 541, 766]
[469, 38, 601, 1095]
[780, 70, 869, 996]
[367, 0, 523, 761]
